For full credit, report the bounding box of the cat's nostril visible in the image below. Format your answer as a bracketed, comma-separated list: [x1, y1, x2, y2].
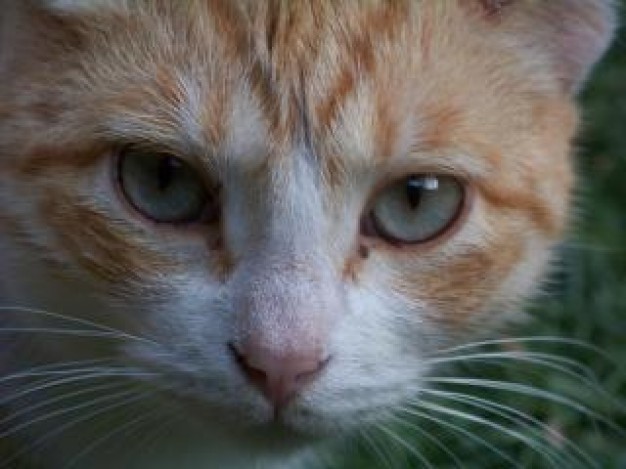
[227, 341, 330, 409]
[228, 342, 268, 388]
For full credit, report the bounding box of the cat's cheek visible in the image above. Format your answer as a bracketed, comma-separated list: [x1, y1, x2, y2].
[0, 239, 137, 371]
[287, 287, 431, 427]
[119, 296, 269, 426]
[381, 197, 556, 335]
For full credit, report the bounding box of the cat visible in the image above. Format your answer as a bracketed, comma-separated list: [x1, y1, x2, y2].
[0, 0, 617, 468]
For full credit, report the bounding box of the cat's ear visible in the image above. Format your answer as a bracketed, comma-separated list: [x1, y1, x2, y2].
[475, 0, 617, 94]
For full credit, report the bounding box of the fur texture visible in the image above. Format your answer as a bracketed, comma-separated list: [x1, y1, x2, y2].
[0, 1, 616, 467]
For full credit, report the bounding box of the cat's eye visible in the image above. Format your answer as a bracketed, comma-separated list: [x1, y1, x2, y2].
[366, 175, 464, 245]
[117, 149, 216, 224]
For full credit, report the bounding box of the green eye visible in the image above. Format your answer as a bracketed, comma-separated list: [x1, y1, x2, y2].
[118, 149, 214, 224]
[367, 175, 464, 244]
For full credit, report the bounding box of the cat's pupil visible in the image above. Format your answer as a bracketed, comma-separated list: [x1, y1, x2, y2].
[406, 176, 439, 209]
[157, 156, 181, 191]
[406, 177, 424, 209]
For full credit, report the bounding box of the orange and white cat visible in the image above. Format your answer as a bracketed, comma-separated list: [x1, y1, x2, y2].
[0, 1, 616, 468]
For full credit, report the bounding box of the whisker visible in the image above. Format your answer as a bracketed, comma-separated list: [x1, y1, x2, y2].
[414, 400, 565, 468]
[0, 368, 156, 406]
[0, 327, 146, 340]
[432, 337, 614, 364]
[0, 306, 158, 345]
[421, 377, 624, 435]
[417, 388, 597, 468]
[389, 413, 463, 468]
[0, 381, 130, 428]
[424, 350, 624, 413]
[0, 389, 152, 468]
[127, 415, 175, 467]
[0, 358, 115, 384]
[63, 408, 161, 469]
[0, 363, 125, 386]
[377, 422, 434, 469]
[359, 428, 396, 469]
[398, 405, 522, 468]
[0, 387, 141, 439]
[426, 350, 596, 379]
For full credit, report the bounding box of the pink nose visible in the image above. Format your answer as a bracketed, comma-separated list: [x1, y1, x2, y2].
[229, 342, 330, 408]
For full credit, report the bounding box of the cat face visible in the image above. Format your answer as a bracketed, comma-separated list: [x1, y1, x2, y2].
[0, 0, 615, 463]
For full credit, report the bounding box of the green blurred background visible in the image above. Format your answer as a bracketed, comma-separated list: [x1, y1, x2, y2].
[338, 5, 626, 469]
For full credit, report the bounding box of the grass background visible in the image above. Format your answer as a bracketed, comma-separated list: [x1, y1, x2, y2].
[338, 6, 626, 469]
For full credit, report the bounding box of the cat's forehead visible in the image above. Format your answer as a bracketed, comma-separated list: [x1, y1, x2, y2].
[55, 1, 549, 170]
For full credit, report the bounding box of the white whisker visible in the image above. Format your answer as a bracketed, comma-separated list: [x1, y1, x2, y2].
[390, 413, 463, 468]
[432, 337, 614, 364]
[415, 400, 564, 468]
[128, 415, 175, 466]
[0, 358, 115, 384]
[0, 364, 126, 386]
[398, 405, 522, 468]
[424, 350, 624, 413]
[426, 350, 596, 379]
[0, 387, 141, 440]
[417, 388, 597, 468]
[421, 377, 623, 435]
[0, 306, 158, 346]
[64, 408, 161, 469]
[378, 422, 434, 469]
[359, 428, 396, 469]
[0, 381, 130, 428]
[0, 389, 152, 468]
[0, 327, 144, 340]
[0, 369, 156, 406]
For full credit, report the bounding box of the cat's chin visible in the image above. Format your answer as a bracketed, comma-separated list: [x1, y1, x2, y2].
[152, 386, 373, 457]
[155, 404, 331, 463]
[172, 397, 342, 448]
[224, 421, 327, 455]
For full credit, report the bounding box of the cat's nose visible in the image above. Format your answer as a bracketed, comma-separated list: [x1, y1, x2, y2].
[228, 341, 330, 409]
